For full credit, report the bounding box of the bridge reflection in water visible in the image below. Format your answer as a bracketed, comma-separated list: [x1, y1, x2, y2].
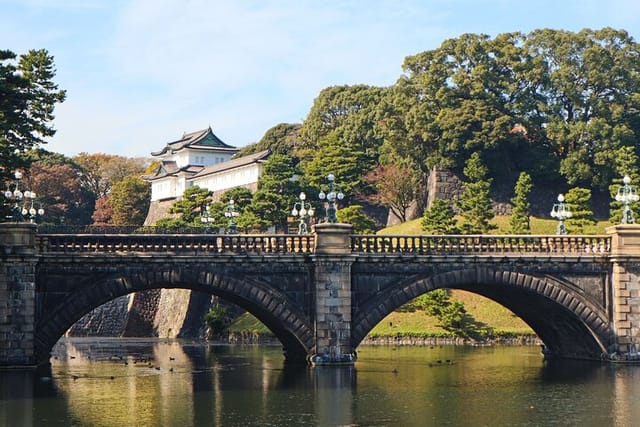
[3, 341, 640, 426]
[3, 223, 640, 367]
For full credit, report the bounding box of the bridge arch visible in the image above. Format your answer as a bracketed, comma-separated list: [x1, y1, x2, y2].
[352, 267, 614, 360]
[35, 268, 314, 364]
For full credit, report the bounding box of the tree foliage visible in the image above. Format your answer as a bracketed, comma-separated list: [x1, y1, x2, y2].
[1, 49, 66, 218]
[414, 289, 468, 335]
[109, 176, 151, 225]
[336, 205, 376, 234]
[74, 152, 147, 198]
[246, 154, 302, 231]
[456, 153, 496, 234]
[235, 123, 302, 157]
[564, 187, 596, 233]
[421, 199, 460, 234]
[608, 146, 640, 223]
[28, 160, 94, 225]
[377, 28, 640, 196]
[363, 163, 417, 223]
[509, 172, 533, 234]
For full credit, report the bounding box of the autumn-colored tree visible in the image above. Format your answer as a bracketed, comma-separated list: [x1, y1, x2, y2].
[28, 160, 94, 225]
[364, 163, 417, 223]
[109, 176, 151, 225]
[74, 152, 147, 198]
[92, 196, 113, 224]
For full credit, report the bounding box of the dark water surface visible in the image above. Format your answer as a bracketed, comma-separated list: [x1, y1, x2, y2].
[2, 338, 640, 426]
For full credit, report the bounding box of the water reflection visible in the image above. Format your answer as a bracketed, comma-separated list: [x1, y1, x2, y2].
[3, 340, 640, 426]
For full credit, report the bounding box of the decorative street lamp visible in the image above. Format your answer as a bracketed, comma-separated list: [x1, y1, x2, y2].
[200, 204, 215, 232]
[3, 170, 44, 223]
[550, 194, 572, 235]
[224, 199, 239, 234]
[291, 192, 315, 234]
[615, 175, 639, 224]
[318, 173, 344, 223]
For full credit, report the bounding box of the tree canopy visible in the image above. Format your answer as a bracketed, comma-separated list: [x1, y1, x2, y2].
[1, 49, 66, 219]
[377, 28, 640, 193]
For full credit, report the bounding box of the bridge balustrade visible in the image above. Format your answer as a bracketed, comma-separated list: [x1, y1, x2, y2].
[350, 234, 611, 255]
[36, 234, 315, 255]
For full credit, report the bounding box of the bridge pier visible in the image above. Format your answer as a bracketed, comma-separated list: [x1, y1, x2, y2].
[310, 223, 356, 366]
[608, 225, 640, 359]
[0, 223, 37, 367]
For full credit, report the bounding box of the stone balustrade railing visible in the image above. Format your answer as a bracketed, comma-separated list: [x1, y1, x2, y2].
[34, 232, 613, 256]
[36, 234, 315, 255]
[350, 234, 611, 255]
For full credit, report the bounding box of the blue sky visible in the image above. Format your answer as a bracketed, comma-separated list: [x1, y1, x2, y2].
[2, 0, 640, 158]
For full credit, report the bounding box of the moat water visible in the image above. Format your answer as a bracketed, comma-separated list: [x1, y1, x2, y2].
[2, 338, 640, 426]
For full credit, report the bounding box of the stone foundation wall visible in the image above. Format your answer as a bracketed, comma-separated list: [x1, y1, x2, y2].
[68, 295, 131, 336]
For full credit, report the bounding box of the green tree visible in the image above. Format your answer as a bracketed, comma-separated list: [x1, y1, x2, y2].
[530, 28, 640, 190]
[109, 176, 151, 225]
[564, 187, 596, 233]
[414, 289, 468, 335]
[235, 123, 302, 157]
[301, 84, 387, 165]
[1, 49, 66, 218]
[303, 131, 367, 199]
[509, 172, 533, 234]
[377, 28, 640, 195]
[336, 205, 376, 234]
[608, 146, 640, 223]
[167, 186, 212, 224]
[246, 154, 301, 231]
[421, 199, 460, 234]
[456, 153, 496, 234]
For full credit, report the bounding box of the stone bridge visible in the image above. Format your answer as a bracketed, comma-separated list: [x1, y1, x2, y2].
[2, 222, 640, 367]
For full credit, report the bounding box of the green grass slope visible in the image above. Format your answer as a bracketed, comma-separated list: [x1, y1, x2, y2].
[228, 215, 611, 341]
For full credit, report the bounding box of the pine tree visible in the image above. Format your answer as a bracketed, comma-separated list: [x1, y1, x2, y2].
[456, 153, 496, 234]
[509, 172, 533, 234]
[421, 199, 460, 234]
[564, 187, 595, 233]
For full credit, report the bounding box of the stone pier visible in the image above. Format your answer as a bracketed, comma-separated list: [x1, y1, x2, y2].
[607, 224, 640, 357]
[0, 223, 37, 366]
[310, 223, 356, 365]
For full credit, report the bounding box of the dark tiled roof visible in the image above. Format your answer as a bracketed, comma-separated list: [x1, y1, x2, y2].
[145, 161, 204, 181]
[151, 126, 237, 156]
[191, 149, 271, 179]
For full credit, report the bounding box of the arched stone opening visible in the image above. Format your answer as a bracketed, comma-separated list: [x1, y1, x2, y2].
[35, 270, 313, 365]
[352, 267, 612, 360]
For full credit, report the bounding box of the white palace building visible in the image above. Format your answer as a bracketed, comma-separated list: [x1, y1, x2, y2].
[144, 127, 270, 224]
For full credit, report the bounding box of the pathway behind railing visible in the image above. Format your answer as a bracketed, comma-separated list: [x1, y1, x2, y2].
[37, 234, 315, 255]
[350, 234, 611, 255]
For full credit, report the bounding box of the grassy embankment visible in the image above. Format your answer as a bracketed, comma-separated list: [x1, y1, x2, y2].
[228, 216, 612, 341]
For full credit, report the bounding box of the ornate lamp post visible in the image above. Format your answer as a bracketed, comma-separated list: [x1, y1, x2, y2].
[550, 194, 572, 235]
[615, 175, 639, 224]
[3, 170, 44, 223]
[224, 199, 239, 234]
[291, 192, 315, 234]
[200, 204, 215, 232]
[318, 173, 344, 223]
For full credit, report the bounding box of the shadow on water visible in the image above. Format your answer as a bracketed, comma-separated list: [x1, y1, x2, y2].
[539, 358, 611, 383]
[6, 340, 640, 426]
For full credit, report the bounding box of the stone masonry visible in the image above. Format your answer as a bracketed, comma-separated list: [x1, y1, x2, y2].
[0, 223, 37, 365]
